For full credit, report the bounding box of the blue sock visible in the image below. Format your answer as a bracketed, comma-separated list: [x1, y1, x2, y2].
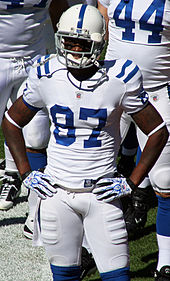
[156, 195, 170, 236]
[100, 267, 130, 281]
[50, 265, 81, 281]
[26, 152, 47, 171]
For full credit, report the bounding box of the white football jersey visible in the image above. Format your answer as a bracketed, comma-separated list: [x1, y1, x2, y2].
[0, 0, 52, 58]
[23, 55, 148, 189]
[99, 0, 170, 90]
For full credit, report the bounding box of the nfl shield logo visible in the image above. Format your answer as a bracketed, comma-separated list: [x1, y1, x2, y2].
[76, 92, 81, 99]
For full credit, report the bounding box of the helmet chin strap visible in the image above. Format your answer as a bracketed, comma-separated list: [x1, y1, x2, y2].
[66, 53, 93, 68]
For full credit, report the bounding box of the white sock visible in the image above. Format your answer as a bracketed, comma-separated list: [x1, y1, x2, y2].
[28, 190, 38, 219]
[4, 143, 18, 173]
[157, 234, 170, 270]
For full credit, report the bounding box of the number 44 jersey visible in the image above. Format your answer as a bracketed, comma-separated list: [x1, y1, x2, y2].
[23, 56, 148, 189]
[100, 0, 170, 90]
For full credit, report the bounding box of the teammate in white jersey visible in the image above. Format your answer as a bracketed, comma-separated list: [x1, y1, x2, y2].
[0, 0, 69, 212]
[98, 0, 170, 279]
[2, 4, 168, 281]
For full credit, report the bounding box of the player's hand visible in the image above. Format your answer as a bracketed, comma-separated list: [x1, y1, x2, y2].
[23, 170, 58, 199]
[92, 177, 132, 202]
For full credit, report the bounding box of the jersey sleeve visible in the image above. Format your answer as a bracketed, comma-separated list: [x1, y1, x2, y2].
[23, 63, 45, 111]
[117, 59, 149, 114]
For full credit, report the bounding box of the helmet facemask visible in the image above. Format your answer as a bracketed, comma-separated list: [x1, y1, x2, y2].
[56, 31, 104, 69]
[55, 4, 106, 69]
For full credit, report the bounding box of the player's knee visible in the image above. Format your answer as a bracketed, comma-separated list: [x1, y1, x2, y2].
[150, 164, 170, 194]
[23, 119, 50, 149]
[25, 133, 49, 148]
[100, 267, 130, 281]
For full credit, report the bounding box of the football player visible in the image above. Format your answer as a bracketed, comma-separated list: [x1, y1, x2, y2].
[98, 0, 170, 279]
[2, 4, 168, 281]
[0, 0, 68, 210]
[23, 0, 98, 242]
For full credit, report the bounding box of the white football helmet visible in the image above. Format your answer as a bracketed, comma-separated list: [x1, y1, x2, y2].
[55, 4, 106, 68]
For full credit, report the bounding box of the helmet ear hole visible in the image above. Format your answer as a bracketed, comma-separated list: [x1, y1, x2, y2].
[55, 4, 106, 69]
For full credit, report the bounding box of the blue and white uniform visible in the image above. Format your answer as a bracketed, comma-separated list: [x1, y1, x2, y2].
[0, 0, 52, 59]
[0, 0, 54, 127]
[0, 0, 54, 174]
[99, 0, 170, 194]
[100, 0, 170, 90]
[98, 0, 170, 273]
[23, 56, 147, 188]
[22, 55, 148, 274]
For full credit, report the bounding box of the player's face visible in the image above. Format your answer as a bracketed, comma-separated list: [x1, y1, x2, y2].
[63, 36, 98, 81]
[64, 37, 92, 59]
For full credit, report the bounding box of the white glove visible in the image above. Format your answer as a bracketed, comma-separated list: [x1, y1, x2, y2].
[23, 171, 58, 199]
[92, 177, 132, 202]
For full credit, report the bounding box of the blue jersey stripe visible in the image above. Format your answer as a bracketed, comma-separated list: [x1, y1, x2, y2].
[77, 4, 87, 31]
[123, 65, 139, 83]
[44, 55, 50, 75]
[22, 97, 42, 112]
[116, 60, 132, 79]
[37, 58, 41, 78]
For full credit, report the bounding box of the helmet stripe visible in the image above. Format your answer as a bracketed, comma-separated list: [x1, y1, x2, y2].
[77, 4, 87, 31]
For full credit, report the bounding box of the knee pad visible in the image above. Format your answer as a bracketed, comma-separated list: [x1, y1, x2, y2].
[149, 164, 170, 194]
[50, 265, 81, 281]
[23, 109, 50, 149]
[100, 267, 130, 281]
[156, 195, 170, 236]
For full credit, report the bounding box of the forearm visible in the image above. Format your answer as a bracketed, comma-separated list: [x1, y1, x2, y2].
[2, 117, 31, 177]
[98, 0, 109, 40]
[129, 126, 169, 186]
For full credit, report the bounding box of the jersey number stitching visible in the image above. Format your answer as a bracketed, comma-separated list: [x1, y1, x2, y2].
[51, 105, 107, 148]
[113, 0, 166, 43]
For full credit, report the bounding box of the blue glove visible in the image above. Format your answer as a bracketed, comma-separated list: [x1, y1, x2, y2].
[92, 177, 132, 202]
[23, 170, 58, 199]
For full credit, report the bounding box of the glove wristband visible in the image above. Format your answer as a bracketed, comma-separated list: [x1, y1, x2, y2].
[21, 170, 32, 181]
[126, 178, 137, 191]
